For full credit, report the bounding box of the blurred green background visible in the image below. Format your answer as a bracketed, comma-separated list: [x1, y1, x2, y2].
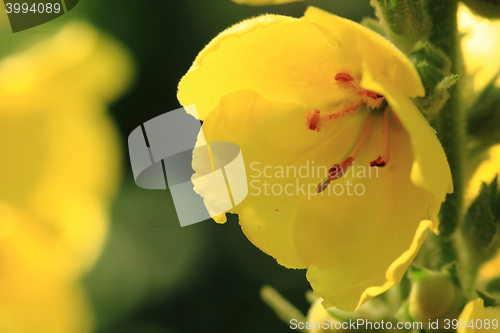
[1, 1, 373, 332]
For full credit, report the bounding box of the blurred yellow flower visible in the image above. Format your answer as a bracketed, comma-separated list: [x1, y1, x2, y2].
[458, 299, 500, 333]
[0, 22, 134, 333]
[232, 0, 303, 5]
[466, 144, 500, 280]
[459, 4, 500, 90]
[460, 4, 500, 281]
[307, 298, 342, 333]
[480, 253, 500, 280]
[467, 144, 500, 202]
[178, 7, 452, 311]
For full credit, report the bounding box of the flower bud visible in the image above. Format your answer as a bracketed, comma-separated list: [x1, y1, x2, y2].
[409, 272, 456, 323]
[371, 0, 431, 52]
[410, 42, 458, 119]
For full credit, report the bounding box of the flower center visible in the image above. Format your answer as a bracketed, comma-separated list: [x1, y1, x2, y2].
[313, 72, 391, 193]
[304, 72, 385, 132]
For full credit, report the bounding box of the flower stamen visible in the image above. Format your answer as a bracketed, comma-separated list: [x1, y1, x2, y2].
[316, 113, 377, 193]
[334, 72, 354, 82]
[334, 72, 385, 109]
[364, 90, 383, 100]
[369, 109, 391, 167]
[305, 103, 363, 132]
[306, 109, 322, 131]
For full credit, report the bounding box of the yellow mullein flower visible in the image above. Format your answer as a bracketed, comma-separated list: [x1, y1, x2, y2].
[178, 7, 452, 311]
[0, 22, 133, 333]
[458, 299, 500, 333]
[459, 4, 500, 91]
[232, 0, 303, 5]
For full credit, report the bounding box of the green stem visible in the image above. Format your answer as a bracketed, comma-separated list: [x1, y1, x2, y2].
[426, 0, 465, 267]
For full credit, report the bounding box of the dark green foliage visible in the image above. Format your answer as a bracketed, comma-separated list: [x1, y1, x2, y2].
[462, 0, 500, 19]
[410, 42, 459, 119]
[461, 177, 500, 263]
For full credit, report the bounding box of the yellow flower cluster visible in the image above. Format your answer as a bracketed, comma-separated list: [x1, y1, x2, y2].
[459, 6, 500, 327]
[0, 22, 133, 333]
[460, 3, 500, 286]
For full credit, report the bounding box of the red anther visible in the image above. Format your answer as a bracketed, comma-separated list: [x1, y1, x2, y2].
[370, 155, 387, 167]
[317, 156, 355, 193]
[335, 73, 354, 82]
[328, 156, 354, 180]
[328, 163, 342, 179]
[305, 109, 322, 131]
[364, 90, 383, 100]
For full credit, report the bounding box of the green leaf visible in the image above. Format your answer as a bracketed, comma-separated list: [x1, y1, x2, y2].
[467, 73, 500, 146]
[489, 176, 499, 217]
[410, 42, 458, 120]
[442, 262, 461, 287]
[475, 289, 500, 307]
[485, 276, 500, 294]
[409, 264, 431, 282]
[371, 0, 431, 53]
[395, 302, 413, 323]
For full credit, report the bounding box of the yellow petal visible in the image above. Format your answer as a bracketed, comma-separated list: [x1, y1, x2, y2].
[0, 278, 93, 333]
[458, 299, 485, 333]
[0, 22, 134, 115]
[193, 90, 313, 268]
[307, 298, 340, 333]
[480, 251, 500, 280]
[458, 299, 500, 333]
[467, 144, 500, 202]
[295, 113, 440, 310]
[303, 6, 425, 98]
[232, 0, 303, 5]
[179, 15, 352, 119]
[0, 23, 130, 273]
[0, 21, 133, 333]
[0, 203, 94, 333]
[358, 38, 453, 204]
